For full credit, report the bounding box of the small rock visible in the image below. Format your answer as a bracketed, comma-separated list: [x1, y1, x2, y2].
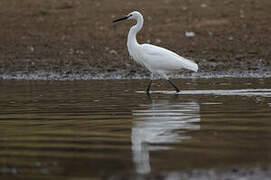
[182, 6, 188, 11]
[185, 31, 195, 37]
[28, 46, 34, 52]
[109, 49, 118, 55]
[200, 3, 207, 8]
[155, 39, 162, 43]
[228, 36, 234, 40]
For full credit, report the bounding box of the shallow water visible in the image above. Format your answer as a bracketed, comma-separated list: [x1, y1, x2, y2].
[0, 78, 271, 179]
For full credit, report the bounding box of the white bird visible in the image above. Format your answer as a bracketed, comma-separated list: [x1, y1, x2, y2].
[113, 11, 198, 93]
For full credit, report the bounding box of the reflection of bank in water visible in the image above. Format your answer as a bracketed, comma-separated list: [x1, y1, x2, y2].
[132, 99, 200, 174]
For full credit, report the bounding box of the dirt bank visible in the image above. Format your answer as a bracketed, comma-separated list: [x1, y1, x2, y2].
[0, 0, 271, 79]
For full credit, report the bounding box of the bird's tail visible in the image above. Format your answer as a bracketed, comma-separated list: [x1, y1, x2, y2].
[182, 58, 198, 72]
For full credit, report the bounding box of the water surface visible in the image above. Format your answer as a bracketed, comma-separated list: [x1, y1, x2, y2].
[0, 78, 271, 179]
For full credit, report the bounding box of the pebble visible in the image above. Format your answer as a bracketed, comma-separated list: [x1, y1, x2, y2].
[185, 31, 195, 37]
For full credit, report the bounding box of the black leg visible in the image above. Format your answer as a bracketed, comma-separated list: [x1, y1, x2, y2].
[146, 80, 152, 94]
[146, 91, 152, 100]
[168, 79, 180, 93]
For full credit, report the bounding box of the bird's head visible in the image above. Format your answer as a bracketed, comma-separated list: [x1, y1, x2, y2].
[113, 11, 142, 23]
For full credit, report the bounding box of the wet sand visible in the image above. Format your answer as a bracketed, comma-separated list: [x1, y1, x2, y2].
[0, 0, 271, 79]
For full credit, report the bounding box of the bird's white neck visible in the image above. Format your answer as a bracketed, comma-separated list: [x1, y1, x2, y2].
[127, 14, 144, 50]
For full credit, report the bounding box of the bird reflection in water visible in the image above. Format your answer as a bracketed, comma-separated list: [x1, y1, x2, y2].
[132, 96, 200, 174]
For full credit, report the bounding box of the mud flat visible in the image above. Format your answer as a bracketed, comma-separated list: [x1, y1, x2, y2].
[0, 0, 271, 80]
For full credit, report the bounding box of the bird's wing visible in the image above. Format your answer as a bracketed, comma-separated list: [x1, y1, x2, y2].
[141, 44, 198, 72]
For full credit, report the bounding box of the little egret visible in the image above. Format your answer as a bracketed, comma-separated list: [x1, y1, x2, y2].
[113, 11, 198, 93]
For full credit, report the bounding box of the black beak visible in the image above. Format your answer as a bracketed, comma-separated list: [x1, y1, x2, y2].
[113, 15, 130, 23]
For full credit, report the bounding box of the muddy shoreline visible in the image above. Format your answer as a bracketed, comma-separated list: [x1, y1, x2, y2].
[0, 0, 270, 80]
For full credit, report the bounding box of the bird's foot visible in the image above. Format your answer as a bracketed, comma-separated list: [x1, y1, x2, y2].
[146, 89, 151, 94]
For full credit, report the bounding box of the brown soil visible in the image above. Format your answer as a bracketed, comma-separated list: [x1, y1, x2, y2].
[0, 0, 271, 78]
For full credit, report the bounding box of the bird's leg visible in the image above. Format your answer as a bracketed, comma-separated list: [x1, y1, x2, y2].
[146, 74, 153, 94]
[146, 80, 152, 93]
[168, 79, 180, 93]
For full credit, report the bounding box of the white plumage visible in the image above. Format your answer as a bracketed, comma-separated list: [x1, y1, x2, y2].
[140, 44, 198, 74]
[113, 11, 198, 93]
